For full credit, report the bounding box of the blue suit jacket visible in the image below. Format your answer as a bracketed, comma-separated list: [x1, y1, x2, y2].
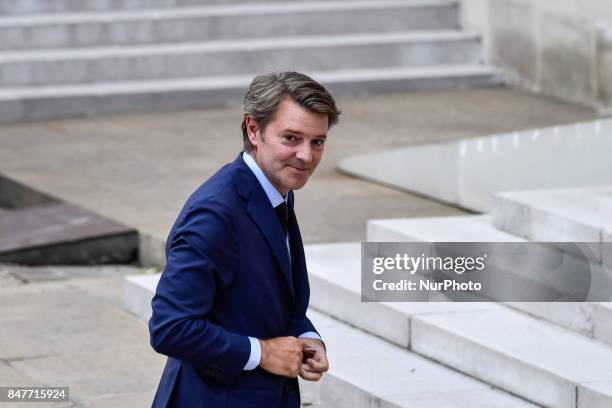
[149, 153, 318, 407]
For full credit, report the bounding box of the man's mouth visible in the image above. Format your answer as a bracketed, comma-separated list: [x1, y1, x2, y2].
[289, 165, 309, 172]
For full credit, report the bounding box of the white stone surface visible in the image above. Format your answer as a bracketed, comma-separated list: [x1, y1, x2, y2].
[368, 214, 524, 242]
[411, 308, 612, 408]
[124, 248, 612, 408]
[0, 1, 459, 50]
[463, 0, 612, 112]
[301, 310, 537, 408]
[305, 242, 499, 347]
[122, 271, 537, 407]
[593, 303, 612, 347]
[0, 0, 499, 121]
[368, 213, 611, 341]
[540, 10, 595, 107]
[0, 31, 482, 87]
[0, 0, 359, 15]
[506, 301, 595, 336]
[338, 142, 460, 206]
[338, 119, 612, 212]
[578, 381, 612, 408]
[123, 274, 159, 321]
[367, 215, 581, 303]
[493, 187, 612, 263]
[306, 243, 412, 346]
[0, 65, 499, 122]
[489, 0, 537, 83]
[124, 274, 532, 408]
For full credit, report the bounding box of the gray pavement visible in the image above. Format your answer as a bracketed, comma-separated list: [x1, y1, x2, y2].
[0, 262, 322, 408]
[0, 264, 164, 408]
[0, 88, 598, 407]
[0, 88, 596, 244]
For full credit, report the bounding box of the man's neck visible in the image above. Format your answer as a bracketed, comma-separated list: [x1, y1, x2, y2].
[242, 151, 288, 208]
[248, 150, 288, 197]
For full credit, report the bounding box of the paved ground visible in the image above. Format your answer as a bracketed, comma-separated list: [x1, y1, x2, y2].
[0, 264, 163, 408]
[0, 88, 598, 407]
[0, 88, 596, 244]
[0, 263, 324, 408]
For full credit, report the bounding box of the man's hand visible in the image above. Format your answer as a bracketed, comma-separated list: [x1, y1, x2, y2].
[259, 336, 303, 378]
[298, 338, 328, 381]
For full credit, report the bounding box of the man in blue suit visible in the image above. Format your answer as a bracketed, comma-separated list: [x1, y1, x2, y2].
[149, 71, 341, 407]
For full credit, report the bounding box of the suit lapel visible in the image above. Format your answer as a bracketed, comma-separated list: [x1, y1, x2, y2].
[232, 154, 294, 300]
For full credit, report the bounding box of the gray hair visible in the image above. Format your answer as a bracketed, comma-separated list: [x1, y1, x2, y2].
[241, 72, 341, 152]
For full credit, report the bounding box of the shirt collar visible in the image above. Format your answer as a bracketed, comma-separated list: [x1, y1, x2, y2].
[242, 151, 286, 208]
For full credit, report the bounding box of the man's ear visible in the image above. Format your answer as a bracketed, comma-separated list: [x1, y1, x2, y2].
[245, 116, 260, 148]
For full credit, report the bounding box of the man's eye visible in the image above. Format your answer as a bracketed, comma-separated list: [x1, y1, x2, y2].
[284, 134, 297, 141]
[312, 139, 325, 147]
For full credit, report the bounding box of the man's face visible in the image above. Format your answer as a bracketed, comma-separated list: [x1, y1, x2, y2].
[247, 97, 328, 195]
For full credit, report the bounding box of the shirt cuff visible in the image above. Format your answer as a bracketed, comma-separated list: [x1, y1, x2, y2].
[298, 331, 322, 342]
[243, 336, 261, 371]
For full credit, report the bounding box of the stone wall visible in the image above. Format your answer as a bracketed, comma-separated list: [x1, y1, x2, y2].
[461, 0, 612, 113]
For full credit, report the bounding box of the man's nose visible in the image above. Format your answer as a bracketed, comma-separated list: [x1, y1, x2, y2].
[295, 142, 313, 164]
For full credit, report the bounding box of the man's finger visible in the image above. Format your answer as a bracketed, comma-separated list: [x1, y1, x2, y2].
[299, 364, 322, 381]
[306, 357, 329, 373]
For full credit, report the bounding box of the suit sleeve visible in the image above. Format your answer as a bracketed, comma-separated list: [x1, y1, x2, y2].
[149, 199, 251, 384]
[290, 315, 318, 338]
[288, 261, 319, 339]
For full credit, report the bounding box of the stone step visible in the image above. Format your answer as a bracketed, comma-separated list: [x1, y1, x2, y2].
[412, 305, 612, 408]
[306, 241, 497, 348]
[122, 274, 538, 408]
[304, 242, 612, 408]
[123, 274, 159, 321]
[0, 202, 138, 265]
[302, 310, 538, 408]
[0, 65, 500, 123]
[368, 214, 612, 346]
[0, 31, 482, 87]
[593, 303, 612, 348]
[0, 1, 459, 50]
[0, 0, 358, 15]
[367, 214, 524, 242]
[492, 187, 612, 267]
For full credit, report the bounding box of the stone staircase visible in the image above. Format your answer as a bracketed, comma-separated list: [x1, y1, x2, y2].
[0, 0, 500, 122]
[308, 187, 612, 408]
[124, 186, 612, 408]
[124, 275, 537, 408]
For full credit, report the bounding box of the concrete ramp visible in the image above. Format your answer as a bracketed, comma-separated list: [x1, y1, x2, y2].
[338, 119, 612, 211]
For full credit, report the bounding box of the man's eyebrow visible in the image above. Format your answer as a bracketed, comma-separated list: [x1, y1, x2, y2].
[283, 128, 304, 135]
[283, 129, 327, 139]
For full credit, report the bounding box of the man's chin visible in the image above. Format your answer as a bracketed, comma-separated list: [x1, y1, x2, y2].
[285, 178, 309, 191]
[287, 184, 306, 192]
